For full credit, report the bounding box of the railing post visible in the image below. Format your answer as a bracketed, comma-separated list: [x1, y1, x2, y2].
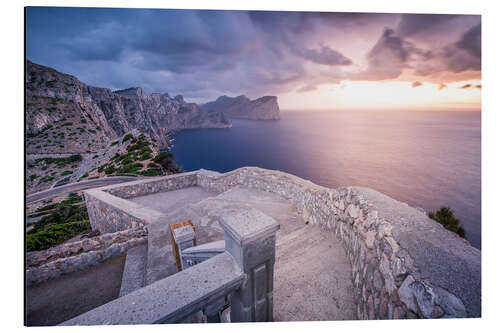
[219, 208, 280, 322]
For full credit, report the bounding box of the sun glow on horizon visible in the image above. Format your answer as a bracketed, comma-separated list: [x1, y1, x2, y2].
[279, 80, 481, 111]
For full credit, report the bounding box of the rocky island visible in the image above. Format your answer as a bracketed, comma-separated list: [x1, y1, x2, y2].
[202, 95, 281, 120]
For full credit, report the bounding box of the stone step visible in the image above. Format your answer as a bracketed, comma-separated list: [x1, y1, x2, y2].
[276, 225, 309, 247]
[275, 225, 325, 260]
[119, 244, 148, 297]
[274, 225, 356, 321]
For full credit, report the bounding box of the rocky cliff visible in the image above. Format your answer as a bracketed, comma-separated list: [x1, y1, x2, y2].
[202, 95, 280, 120]
[26, 61, 231, 153]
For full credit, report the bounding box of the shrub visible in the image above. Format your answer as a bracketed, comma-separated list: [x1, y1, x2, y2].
[139, 151, 152, 160]
[79, 172, 89, 179]
[122, 133, 134, 143]
[104, 165, 115, 175]
[38, 176, 54, 184]
[26, 220, 91, 252]
[97, 163, 107, 173]
[140, 169, 162, 177]
[110, 140, 119, 146]
[29, 174, 38, 181]
[153, 151, 174, 169]
[118, 162, 142, 174]
[428, 206, 466, 238]
[62, 122, 73, 127]
[61, 170, 72, 176]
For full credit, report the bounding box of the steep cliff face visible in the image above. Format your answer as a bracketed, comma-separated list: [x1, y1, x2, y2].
[26, 61, 231, 153]
[202, 95, 281, 120]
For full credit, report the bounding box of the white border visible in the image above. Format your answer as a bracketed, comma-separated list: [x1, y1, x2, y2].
[1, 1, 498, 332]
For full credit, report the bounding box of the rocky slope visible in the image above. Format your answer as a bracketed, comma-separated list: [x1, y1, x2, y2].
[26, 130, 178, 194]
[202, 95, 280, 120]
[26, 60, 231, 153]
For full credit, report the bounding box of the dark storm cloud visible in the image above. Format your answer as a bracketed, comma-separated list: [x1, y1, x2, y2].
[357, 16, 481, 82]
[26, 7, 358, 100]
[26, 8, 481, 100]
[353, 28, 420, 80]
[455, 24, 481, 59]
[396, 14, 459, 37]
[430, 23, 481, 74]
[293, 44, 352, 66]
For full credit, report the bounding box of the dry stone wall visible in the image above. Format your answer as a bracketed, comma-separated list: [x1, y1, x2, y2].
[195, 167, 480, 319]
[26, 228, 147, 287]
[82, 167, 481, 319]
[104, 172, 198, 199]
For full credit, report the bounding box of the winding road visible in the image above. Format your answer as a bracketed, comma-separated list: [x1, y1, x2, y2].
[26, 176, 138, 203]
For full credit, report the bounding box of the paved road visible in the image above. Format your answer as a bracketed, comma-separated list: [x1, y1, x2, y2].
[26, 177, 138, 203]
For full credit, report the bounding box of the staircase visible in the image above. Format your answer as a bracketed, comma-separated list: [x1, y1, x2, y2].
[117, 185, 357, 321]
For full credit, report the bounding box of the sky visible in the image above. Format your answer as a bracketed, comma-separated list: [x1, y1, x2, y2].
[26, 7, 481, 110]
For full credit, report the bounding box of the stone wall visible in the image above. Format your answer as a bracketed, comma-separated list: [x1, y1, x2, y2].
[195, 167, 480, 319]
[26, 228, 147, 286]
[85, 188, 163, 233]
[83, 167, 481, 319]
[103, 171, 198, 199]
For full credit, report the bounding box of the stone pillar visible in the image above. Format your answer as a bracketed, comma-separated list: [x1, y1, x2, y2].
[219, 209, 280, 322]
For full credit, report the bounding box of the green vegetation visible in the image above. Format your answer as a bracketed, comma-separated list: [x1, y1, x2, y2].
[104, 165, 115, 174]
[153, 151, 181, 173]
[139, 151, 152, 160]
[110, 140, 119, 146]
[428, 206, 466, 238]
[139, 168, 162, 176]
[61, 170, 73, 176]
[122, 133, 134, 143]
[29, 174, 38, 181]
[27, 220, 91, 252]
[33, 193, 84, 214]
[27, 194, 91, 252]
[38, 175, 54, 184]
[88, 129, 96, 134]
[62, 122, 73, 127]
[34, 154, 82, 169]
[92, 133, 181, 179]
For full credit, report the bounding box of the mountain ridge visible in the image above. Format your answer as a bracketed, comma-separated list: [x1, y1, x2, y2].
[26, 60, 231, 153]
[202, 94, 281, 120]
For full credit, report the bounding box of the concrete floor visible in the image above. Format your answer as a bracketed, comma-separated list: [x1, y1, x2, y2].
[26, 255, 126, 326]
[138, 185, 356, 321]
[129, 186, 216, 214]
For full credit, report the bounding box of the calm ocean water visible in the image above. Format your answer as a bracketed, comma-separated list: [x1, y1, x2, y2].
[171, 110, 481, 249]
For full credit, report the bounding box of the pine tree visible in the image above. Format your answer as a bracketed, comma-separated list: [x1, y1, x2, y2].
[428, 206, 466, 238]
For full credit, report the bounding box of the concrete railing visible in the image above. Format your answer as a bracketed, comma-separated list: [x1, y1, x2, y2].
[60, 208, 279, 325]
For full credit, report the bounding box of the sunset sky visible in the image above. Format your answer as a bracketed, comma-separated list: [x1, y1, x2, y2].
[26, 8, 481, 111]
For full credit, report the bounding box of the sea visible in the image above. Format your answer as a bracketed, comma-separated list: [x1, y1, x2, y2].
[170, 110, 481, 249]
